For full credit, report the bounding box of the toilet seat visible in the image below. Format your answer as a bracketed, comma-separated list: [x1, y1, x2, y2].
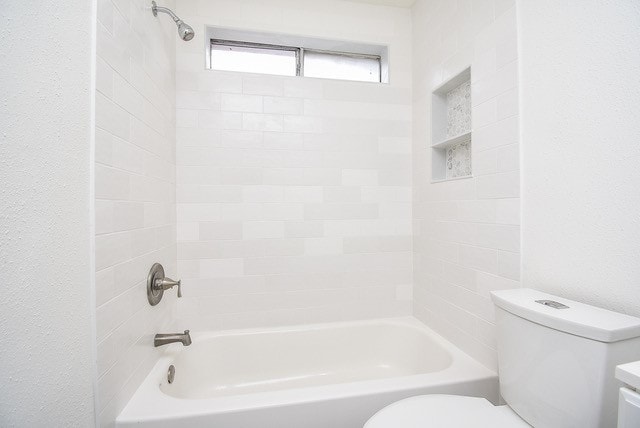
[364, 395, 531, 428]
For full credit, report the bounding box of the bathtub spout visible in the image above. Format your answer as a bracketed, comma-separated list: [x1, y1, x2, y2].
[154, 330, 192, 347]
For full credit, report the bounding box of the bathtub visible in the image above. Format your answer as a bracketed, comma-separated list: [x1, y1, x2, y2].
[116, 317, 498, 428]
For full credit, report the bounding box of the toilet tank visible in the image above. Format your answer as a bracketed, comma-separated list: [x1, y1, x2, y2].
[491, 289, 640, 428]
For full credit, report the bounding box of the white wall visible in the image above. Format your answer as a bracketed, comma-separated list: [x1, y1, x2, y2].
[0, 1, 95, 426]
[412, 0, 520, 370]
[94, 0, 177, 425]
[519, 0, 640, 316]
[174, 0, 413, 330]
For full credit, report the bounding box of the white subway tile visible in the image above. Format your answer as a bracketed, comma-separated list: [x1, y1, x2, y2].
[200, 259, 244, 278]
[324, 186, 362, 203]
[95, 165, 130, 200]
[343, 236, 412, 253]
[496, 88, 518, 119]
[243, 113, 283, 132]
[496, 35, 518, 69]
[242, 185, 284, 203]
[263, 239, 305, 257]
[304, 203, 379, 220]
[283, 116, 323, 133]
[342, 169, 378, 186]
[474, 223, 520, 252]
[477, 171, 520, 199]
[473, 115, 518, 151]
[95, 232, 132, 271]
[244, 257, 284, 275]
[284, 186, 324, 203]
[96, 92, 130, 140]
[95, 200, 114, 235]
[304, 237, 344, 255]
[264, 96, 304, 114]
[379, 137, 412, 154]
[242, 221, 285, 239]
[379, 168, 411, 185]
[497, 143, 519, 172]
[96, 56, 113, 97]
[219, 167, 263, 185]
[199, 222, 243, 240]
[177, 222, 199, 241]
[473, 149, 498, 176]
[176, 91, 221, 110]
[459, 245, 498, 274]
[494, 0, 515, 17]
[473, 98, 498, 128]
[284, 221, 324, 238]
[256, 203, 304, 221]
[472, 60, 517, 106]
[199, 110, 243, 129]
[96, 22, 128, 80]
[283, 79, 323, 98]
[496, 198, 520, 225]
[457, 200, 497, 223]
[475, 271, 519, 297]
[263, 132, 303, 150]
[221, 94, 263, 113]
[243, 76, 284, 96]
[199, 72, 242, 93]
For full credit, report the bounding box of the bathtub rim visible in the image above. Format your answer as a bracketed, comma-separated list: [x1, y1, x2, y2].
[116, 316, 497, 424]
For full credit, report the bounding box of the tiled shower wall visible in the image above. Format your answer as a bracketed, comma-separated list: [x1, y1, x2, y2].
[173, 0, 413, 330]
[412, 0, 520, 370]
[94, 0, 176, 425]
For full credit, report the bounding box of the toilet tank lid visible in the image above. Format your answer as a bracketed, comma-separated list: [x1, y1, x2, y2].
[491, 288, 640, 343]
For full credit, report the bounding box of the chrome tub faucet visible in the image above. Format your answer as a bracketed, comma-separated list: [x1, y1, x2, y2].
[154, 330, 192, 347]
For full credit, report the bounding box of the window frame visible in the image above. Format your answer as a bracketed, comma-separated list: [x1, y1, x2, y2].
[211, 39, 302, 76]
[209, 38, 383, 83]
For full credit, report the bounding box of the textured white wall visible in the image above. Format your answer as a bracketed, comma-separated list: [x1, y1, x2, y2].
[519, 0, 640, 315]
[94, 0, 177, 425]
[0, 1, 95, 426]
[174, 0, 413, 330]
[412, 0, 520, 370]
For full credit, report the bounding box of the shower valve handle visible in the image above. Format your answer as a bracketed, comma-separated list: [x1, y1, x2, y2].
[155, 277, 182, 298]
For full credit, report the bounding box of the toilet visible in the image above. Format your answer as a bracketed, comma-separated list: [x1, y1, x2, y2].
[365, 288, 640, 428]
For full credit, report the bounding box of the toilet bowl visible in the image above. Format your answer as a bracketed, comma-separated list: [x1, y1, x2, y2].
[365, 394, 529, 428]
[365, 289, 640, 428]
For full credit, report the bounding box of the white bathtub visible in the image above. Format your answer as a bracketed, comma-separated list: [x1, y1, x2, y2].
[116, 317, 498, 428]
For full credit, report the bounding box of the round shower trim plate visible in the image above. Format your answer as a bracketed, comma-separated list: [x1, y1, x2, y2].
[147, 262, 165, 306]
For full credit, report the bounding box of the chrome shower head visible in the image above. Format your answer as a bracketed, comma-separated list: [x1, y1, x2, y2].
[151, 1, 195, 42]
[177, 21, 195, 41]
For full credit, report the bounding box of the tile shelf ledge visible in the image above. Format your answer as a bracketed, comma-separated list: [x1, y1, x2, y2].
[432, 131, 472, 149]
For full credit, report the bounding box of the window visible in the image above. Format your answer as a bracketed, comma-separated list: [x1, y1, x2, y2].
[211, 40, 298, 77]
[303, 50, 380, 83]
[209, 38, 383, 83]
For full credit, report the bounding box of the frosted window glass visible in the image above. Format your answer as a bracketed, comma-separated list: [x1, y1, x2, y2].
[211, 44, 297, 76]
[303, 51, 380, 83]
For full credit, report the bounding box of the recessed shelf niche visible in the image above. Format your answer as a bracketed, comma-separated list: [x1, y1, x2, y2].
[431, 67, 472, 182]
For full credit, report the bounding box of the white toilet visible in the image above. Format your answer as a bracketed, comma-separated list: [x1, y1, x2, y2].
[365, 288, 640, 428]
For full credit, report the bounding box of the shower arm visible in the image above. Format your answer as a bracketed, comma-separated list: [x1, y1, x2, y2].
[150, 1, 194, 41]
[152, 1, 181, 23]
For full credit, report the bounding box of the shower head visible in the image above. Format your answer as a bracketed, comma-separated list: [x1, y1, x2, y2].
[177, 21, 195, 41]
[151, 1, 195, 41]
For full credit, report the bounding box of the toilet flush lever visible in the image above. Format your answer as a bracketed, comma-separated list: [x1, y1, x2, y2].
[147, 263, 183, 306]
[536, 299, 569, 309]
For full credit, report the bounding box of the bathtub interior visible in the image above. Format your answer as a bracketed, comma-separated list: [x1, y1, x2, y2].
[162, 322, 454, 399]
[116, 318, 499, 428]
